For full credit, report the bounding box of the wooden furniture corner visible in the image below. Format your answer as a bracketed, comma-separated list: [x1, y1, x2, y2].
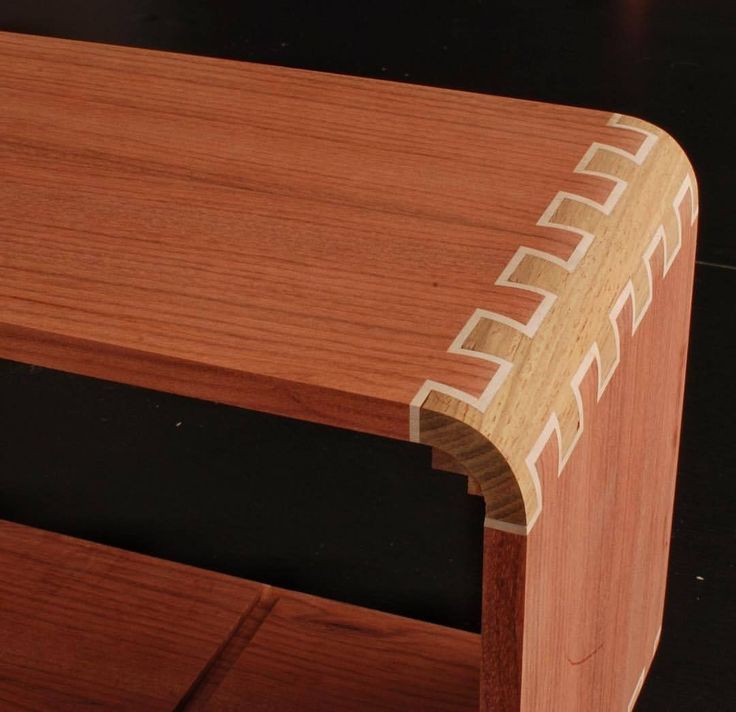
[0, 31, 697, 711]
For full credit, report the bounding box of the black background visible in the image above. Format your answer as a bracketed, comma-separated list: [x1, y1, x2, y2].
[1, 2, 734, 709]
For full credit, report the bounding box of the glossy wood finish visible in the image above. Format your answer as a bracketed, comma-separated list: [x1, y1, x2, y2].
[185, 591, 479, 712]
[0, 32, 667, 444]
[419, 120, 696, 533]
[0, 520, 261, 711]
[0, 31, 698, 711]
[0, 520, 479, 712]
[0, 31, 695, 535]
[481, 206, 696, 710]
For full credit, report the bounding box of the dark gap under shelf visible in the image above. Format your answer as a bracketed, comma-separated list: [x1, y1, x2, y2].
[0, 358, 485, 633]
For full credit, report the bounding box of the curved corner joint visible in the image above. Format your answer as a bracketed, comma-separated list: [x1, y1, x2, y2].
[413, 390, 540, 536]
[410, 113, 698, 538]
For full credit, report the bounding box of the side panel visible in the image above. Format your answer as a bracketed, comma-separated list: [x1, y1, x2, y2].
[481, 211, 696, 710]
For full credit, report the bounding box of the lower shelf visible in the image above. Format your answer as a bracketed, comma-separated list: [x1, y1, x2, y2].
[0, 520, 479, 711]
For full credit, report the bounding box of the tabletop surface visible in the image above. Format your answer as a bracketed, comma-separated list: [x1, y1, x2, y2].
[0, 8, 731, 710]
[0, 31, 654, 440]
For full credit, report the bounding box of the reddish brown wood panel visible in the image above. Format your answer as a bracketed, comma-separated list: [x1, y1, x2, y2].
[0, 30, 642, 441]
[0, 520, 481, 711]
[186, 590, 480, 712]
[480, 208, 696, 710]
[0, 29, 698, 712]
[0, 520, 261, 712]
[481, 529, 526, 711]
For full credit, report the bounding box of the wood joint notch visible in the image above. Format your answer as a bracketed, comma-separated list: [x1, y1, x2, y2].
[412, 114, 698, 536]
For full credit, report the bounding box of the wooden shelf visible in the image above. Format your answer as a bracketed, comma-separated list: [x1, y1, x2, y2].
[0, 30, 698, 710]
[0, 520, 478, 711]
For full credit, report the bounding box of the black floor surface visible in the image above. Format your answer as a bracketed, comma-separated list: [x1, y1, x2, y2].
[0, 3, 734, 709]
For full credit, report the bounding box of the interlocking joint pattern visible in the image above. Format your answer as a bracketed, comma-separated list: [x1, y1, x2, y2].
[412, 114, 697, 535]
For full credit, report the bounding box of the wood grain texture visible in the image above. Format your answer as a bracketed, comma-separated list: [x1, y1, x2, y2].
[0, 520, 479, 712]
[418, 117, 697, 533]
[479, 198, 697, 710]
[0, 30, 667, 450]
[480, 529, 526, 712]
[0, 520, 261, 711]
[0, 30, 698, 711]
[184, 589, 480, 712]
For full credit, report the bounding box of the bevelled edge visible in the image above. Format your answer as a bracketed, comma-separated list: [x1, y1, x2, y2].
[411, 114, 698, 535]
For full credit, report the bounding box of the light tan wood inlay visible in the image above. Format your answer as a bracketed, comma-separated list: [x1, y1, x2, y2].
[0, 31, 699, 711]
[414, 116, 697, 534]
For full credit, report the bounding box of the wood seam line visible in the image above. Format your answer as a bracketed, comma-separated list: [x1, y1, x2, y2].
[176, 585, 278, 711]
[410, 114, 698, 535]
[626, 624, 663, 712]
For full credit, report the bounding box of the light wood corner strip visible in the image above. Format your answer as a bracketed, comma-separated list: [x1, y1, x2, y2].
[0, 31, 697, 539]
[411, 114, 698, 535]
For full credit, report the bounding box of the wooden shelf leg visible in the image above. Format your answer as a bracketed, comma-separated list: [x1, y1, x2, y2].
[479, 222, 695, 711]
[481, 529, 527, 711]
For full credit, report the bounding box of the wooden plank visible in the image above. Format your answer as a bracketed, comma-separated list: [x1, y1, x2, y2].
[0, 30, 648, 442]
[185, 589, 480, 712]
[481, 530, 526, 712]
[0, 520, 479, 711]
[417, 118, 696, 533]
[0, 30, 697, 532]
[0, 30, 698, 711]
[479, 193, 697, 710]
[0, 520, 262, 711]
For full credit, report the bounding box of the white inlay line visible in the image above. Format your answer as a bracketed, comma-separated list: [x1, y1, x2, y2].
[524, 174, 697, 494]
[627, 625, 663, 711]
[409, 116, 694, 535]
[409, 115, 657, 443]
[627, 668, 647, 712]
